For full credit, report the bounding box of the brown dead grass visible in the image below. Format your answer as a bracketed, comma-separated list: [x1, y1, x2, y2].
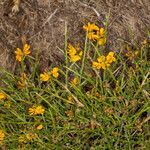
[0, 0, 149, 71]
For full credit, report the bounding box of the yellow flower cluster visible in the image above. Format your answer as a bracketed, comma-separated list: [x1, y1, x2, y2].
[92, 52, 116, 70]
[141, 39, 148, 48]
[40, 67, 59, 82]
[68, 44, 83, 62]
[0, 92, 7, 101]
[125, 45, 138, 60]
[26, 133, 37, 140]
[40, 72, 50, 82]
[36, 124, 43, 130]
[65, 110, 74, 117]
[83, 22, 106, 46]
[71, 77, 79, 86]
[28, 105, 45, 116]
[50, 67, 59, 78]
[17, 73, 27, 89]
[18, 133, 37, 143]
[0, 129, 5, 143]
[15, 44, 31, 62]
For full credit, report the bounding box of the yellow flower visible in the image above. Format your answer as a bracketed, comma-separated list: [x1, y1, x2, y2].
[104, 106, 114, 115]
[92, 56, 107, 70]
[93, 52, 116, 70]
[142, 39, 147, 45]
[17, 81, 26, 89]
[15, 48, 23, 62]
[40, 72, 50, 82]
[92, 61, 106, 70]
[68, 44, 82, 62]
[70, 55, 81, 62]
[68, 44, 77, 56]
[71, 77, 79, 86]
[26, 133, 37, 141]
[0, 129, 5, 142]
[51, 67, 59, 78]
[87, 32, 99, 41]
[92, 61, 101, 69]
[125, 46, 138, 60]
[101, 62, 107, 69]
[15, 44, 31, 62]
[0, 92, 7, 100]
[29, 105, 45, 115]
[83, 23, 107, 46]
[18, 135, 27, 143]
[67, 95, 74, 104]
[17, 73, 27, 89]
[83, 23, 106, 42]
[83, 22, 99, 32]
[65, 110, 74, 117]
[106, 52, 116, 64]
[97, 56, 107, 69]
[21, 73, 27, 79]
[99, 28, 105, 37]
[97, 55, 106, 63]
[36, 124, 43, 130]
[79, 51, 83, 56]
[23, 44, 31, 56]
[19, 133, 37, 143]
[98, 37, 106, 46]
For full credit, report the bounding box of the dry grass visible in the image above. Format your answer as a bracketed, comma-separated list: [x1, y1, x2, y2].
[0, 0, 149, 71]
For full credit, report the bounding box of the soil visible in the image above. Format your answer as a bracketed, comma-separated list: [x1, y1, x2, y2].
[0, 0, 149, 72]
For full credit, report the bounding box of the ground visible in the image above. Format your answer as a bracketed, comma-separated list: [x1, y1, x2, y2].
[0, 0, 149, 71]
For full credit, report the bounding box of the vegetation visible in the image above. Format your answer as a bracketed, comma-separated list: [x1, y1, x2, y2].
[0, 22, 149, 149]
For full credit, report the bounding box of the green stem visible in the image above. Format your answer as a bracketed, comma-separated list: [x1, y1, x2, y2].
[80, 33, 88, 75]
[64, 22, 68, 87]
